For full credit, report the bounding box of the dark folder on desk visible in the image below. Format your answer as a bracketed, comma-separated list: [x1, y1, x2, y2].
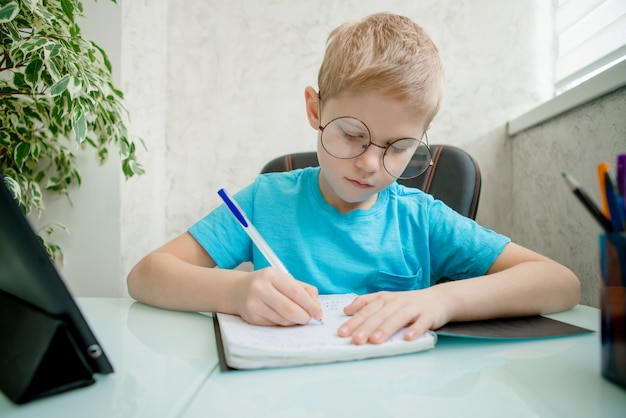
[436, 315, 593, 339]
[0, 177, 114, 404]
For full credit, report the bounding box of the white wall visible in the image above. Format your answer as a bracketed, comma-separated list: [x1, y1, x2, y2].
[69, 0, 616, 304]
[118, 1, 168, 297]
[37, 0, 122, 297]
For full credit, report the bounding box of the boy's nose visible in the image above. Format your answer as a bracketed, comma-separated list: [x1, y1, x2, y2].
[354, 143, 385, 173]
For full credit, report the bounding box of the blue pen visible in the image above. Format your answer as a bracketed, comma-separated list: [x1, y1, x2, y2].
[604, 171, 624, 232]
[217, 188, 323, 324]
[218, 188, 289, 274]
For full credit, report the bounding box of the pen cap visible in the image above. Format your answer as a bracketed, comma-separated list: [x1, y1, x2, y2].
[218, 189, 249, 227]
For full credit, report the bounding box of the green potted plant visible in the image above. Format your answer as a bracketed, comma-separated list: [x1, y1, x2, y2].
[0, 0, 144, 261]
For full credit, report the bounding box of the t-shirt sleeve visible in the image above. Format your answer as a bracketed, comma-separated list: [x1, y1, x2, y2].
[187, 183, 256, 269]
[427, 200, 511, 282]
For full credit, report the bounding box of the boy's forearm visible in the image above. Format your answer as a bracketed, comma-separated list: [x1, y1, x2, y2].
[436, 260, 581, 322]
[127, 252, 245, 313]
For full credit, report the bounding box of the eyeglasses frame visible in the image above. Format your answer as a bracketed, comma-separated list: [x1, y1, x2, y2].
[317, 115, 434, 179]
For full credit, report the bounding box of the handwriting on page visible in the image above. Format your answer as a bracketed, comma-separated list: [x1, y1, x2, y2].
[319, 295, 346, 311]
[218, 294, 409, 349]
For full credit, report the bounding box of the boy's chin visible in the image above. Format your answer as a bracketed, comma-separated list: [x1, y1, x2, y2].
[337, 190, 379, 205]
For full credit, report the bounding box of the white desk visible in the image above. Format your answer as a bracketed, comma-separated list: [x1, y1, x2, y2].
[0, 298, 219, 418]
[1, 301, 625, 417]
[184, 305, 626, 418]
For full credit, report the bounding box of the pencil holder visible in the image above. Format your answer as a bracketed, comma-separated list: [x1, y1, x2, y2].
[599, 233, 626, 389]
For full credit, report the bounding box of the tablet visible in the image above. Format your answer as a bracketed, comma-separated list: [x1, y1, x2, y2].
[0, 176, 114, 378]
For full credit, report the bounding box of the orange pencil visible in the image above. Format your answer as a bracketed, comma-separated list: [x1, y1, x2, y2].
[598, 162, 612, 219]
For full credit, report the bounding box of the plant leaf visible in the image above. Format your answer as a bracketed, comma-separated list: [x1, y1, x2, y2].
[60, 0, 74, 22]
[0, 2, 19, 24]
[129, 160, 145, 176]
[13, 72, 25, 88]
[2, 176, 21, 203]
[97, 147, 108, 164]
[29, 181, 43, 210]
[91, 42, 112, 73]
[118, 138, 130, 159]
[0, 131, 11, 147]
[31, 142, 40, 160]
[44, 43, 62, 58]
[67, 76, 82, 99]
[46, 58, 63, 82]
[50, 74, 71, 97]
[25, 59, 43, 86]
[46, 177, 60, 190]
[14, 142, 31, 169]
[74, 113, 87, 144]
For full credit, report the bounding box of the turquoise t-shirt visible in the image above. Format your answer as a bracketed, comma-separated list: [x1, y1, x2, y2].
[188, 167, 510, 295]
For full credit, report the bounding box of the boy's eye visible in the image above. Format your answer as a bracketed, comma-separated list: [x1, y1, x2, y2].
[389, 139, 417, 154]
[389, 143, 409, 153]
[341, 129, 366, 142]
[389, 145, 407, 153]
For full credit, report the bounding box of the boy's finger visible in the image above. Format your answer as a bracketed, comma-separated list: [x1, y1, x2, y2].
[337, 303, 377, 339]
[343, 293, 376, 315]
[269, 275, 321, 324]
[301, 282, 323, 320]
[269, 294, 313, 325]
[403, 316, 432, 341]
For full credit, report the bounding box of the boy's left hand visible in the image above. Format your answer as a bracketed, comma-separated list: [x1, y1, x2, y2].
[337, 289, 450, 344]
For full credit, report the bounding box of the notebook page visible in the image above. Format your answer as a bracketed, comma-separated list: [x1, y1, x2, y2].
[216, 294, 437, 368]
[217, 294, 435, 352]
[217, 294, 359, 350]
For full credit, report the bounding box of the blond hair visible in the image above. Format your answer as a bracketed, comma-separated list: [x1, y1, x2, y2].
[318, 13, 444, 126]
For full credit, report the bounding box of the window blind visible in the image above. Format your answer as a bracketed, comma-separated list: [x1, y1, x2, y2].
[556, 0, 626, 93]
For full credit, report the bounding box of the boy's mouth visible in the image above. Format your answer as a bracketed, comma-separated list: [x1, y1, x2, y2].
[347, 178, 374, 189]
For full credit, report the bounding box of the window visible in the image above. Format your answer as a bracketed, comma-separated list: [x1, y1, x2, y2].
[556, 0, 626, 94]
[507, 0, 626, 135]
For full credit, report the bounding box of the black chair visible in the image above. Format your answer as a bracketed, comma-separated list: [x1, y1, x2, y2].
[261, 145, 481, 219]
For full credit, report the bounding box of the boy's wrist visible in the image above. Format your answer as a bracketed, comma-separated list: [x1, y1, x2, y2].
[208, 269, 251, 316]
[425, 281, 463, 324]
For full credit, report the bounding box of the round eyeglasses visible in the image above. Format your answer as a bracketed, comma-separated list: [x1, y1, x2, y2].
[318, 116, 433, 179]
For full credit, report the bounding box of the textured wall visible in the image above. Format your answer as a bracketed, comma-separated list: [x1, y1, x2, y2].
[119, 0, 168, 295]
[510, 88, 626, 307]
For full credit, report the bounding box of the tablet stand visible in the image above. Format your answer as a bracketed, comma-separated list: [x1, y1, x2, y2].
[0, 291, 95, 404]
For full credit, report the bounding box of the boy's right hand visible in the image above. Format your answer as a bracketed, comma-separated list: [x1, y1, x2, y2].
[234, 267, 323, 326]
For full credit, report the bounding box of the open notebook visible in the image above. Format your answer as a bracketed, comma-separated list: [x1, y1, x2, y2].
[214, 294, 437, 370]
[213, 293, 593, 370]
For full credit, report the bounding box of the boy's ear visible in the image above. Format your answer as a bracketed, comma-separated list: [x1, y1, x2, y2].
[304, 86, 320, 130]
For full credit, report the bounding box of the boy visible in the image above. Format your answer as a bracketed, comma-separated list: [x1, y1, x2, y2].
[127, 13, 580, 345]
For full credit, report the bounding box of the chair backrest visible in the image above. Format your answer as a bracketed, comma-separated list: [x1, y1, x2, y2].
[260, 145, 481, 219]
